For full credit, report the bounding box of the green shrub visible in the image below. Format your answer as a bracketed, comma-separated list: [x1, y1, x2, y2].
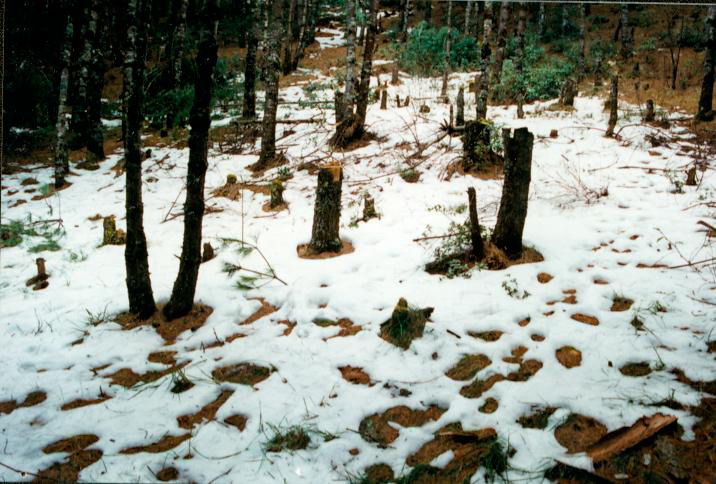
[526, 58, 574, 101]
[398, 22, 478, 76]
[638, 37, 658, 53]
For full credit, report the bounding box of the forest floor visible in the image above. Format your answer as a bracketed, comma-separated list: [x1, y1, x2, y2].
[2, 19, 716, 484]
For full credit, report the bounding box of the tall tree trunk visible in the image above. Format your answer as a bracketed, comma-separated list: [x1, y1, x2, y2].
[475, 0, 484, 40]
[55, 17, 73, 189]
[85, 0, 106, 161]
[343, 0, 357, 118]
[282, 0, 297, 74]
[475, 2, 493, 120]
[492, 127, 534, 259]
[399, 0, 411, 42]
[464, 0, 472, 35]
[354, 0, 378, 130]
[163, 0, 220, 321]
[490, 1, 509, 97]
[538, 2, 546, 39]
[619, 4, 633, 59]
[70, 3, 88, 148]
[515, 2, 527, 119]
[291, 0, 313, 70]
[441, 0, 453, 100]
[242, 0, 259, 119]
[256, 0, 284, 167]
[577, 2, 586, 82]
[697, 6, 716, 121]
[123, 0, 156, 320]
[166, 0, 189, 131]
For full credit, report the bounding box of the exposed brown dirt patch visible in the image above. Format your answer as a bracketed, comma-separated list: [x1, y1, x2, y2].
[459, 374, 505, 399]
[555, 414, 608, 453]
[212, 362, 273, 386]
[224, 414, 248, 431]
[556, 346, 583, 368]
[359, 405, 447, 446]
[426, 242, 544, 274]
[116, 304, 213, 343]
[177, 390, 234, 430]
[0, 390, 47, 415]
[620, 362, 652, 377]
[61, 391, 111, 411]
[277, 320, 296, 336]
[507, 359, 543, 382]
[531, 334, 545, 342]
[445, 354, 491, 381]
[148, 351, 177, 365]
[240, 298, 278, 325]
[611, 296, 635, 312]
[120, 433, 192, 454]
[156, 467, 179, 481]
[467, 330, 503, 342]
[339, 366, 372, 385]
[105, 363, 188, 388]
[43, 434, 99, 454]
[479, 398, 499, 414]
[593, 278, 609, 285]
[212, 181, 270, 201]
[363, 463, 394, 483]
[571, 313, 600, 326]
[314, 317, 363, 340]
[537, 272, 554, 283]
[297, 240, 355, 259]
[518, 406, 556, 429]
[34, 448, 103, 482]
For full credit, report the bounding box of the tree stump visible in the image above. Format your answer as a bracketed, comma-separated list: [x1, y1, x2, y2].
[390, 62, 400, 85]
[201, 242, 215, 263]
[492, 127, 534, 259]
[419, 104, 430, 113]
[379, 298, 434, 349]
[559, 79, 575, 107]
[456, 86, 465, 126]
[362, 193, 378, 221]
[467, 187, 485, 260]
[686, 166, 697, 186]
[461, 120, 491, 171]
[643, 99, 655, 122]
[102, 216, 126, 245]
[380, 90, 387, 110]
[404, 95, 410, 107]
[226, 174, 237, 185]
[25, 258, 49, 290]
[270, 180, 285, 208]
[396, 94, 401, 108]
[605, 75, 619, 137]
[309, 164, 343, 253]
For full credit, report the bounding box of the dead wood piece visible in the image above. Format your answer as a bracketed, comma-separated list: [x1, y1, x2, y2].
[587, 413, 677, 463]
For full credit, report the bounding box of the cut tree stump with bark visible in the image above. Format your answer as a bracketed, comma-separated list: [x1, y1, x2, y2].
[391, 62, 400, 85]
[102, 216, 126, 245]
[308, 164, 343, 254]
[270, 180, 285, 208]
[201, 242, 215, 263]
[462, 120, 497, 172]
[492, 127, 534, 259]
[379, 298, 434, 350]
[26, 258, 49, 290]
[605, 75, 619, 137]
[559, 79, 576, 107]
[686, 167, 697, 186]
[380, 90, 387, 110]
[644, 99, 655, 122]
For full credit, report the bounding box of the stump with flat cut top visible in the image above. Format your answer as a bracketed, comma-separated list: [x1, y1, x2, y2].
[309, 164, 343, 253]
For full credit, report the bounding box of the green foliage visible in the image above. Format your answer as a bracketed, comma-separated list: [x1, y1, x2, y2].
[525, 58, 574, 101]
[589, 38, 616, 62]
[502, 277, 530, 299]
[638, 37, 658, 53]
[0, 217, 64, 252]
[397, 22, 479, 76]
[679, 24, 708, 50]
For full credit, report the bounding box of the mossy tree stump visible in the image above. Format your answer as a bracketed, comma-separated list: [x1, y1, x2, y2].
[102, 216, 126, 245]
[26, 257, 49, 290]
[380, 90, 387, 110]
[270, 180, 285, 208]
[309, 164, 343, 253]
[492, 127, 534, 259]
[379, 298, 434, 349]
[461, 120, 492, 172]
[362, 193, 378, 221]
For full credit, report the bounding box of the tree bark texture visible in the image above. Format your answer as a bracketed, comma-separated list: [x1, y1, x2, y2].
[309, 165, 343, 253]
[257, 0, 284, 168]
[166, 0, 188, 130]
[475, 2, 493, 120]
[462, 120, 491, 171]
[490, 1, 509, 95]
[605, 75, 618, 137]
[441, 0, 453, 100]
[456, 86, 465, 126]
[343, 0, 357, 118]
[242, 0, 259, 119]
[163, 0, 220, 321]
[492, 127, 534, 259]
[619, 4, 633, 59]
[515, 2, 527, 119]
[123, 0, 156, 320]
[577, 3, 586, 82]
[282, 0, 297, 74]
[354, 0, 378, 129]
[464, 0, 473, 35]
[467, 187, 485, 260]
[697, 6, 716, 121]
[55, 17, 73, 189]
[644, 99, 655, 122]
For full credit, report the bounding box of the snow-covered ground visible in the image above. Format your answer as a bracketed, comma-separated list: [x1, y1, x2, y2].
[1, 72, 714, 482]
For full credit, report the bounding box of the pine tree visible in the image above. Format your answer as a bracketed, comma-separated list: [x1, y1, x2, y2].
[243, 0, 259, 119]
[163, 0, 221, 321]
[342, 0, 358, 118]
[475, 2, 493, 120]
[165, 0, 188, 131]
[54, 17, 73, 189]
[515, 2, 527, 119]
[123, 0, 156, 320]
[441, 0, 453, 100]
